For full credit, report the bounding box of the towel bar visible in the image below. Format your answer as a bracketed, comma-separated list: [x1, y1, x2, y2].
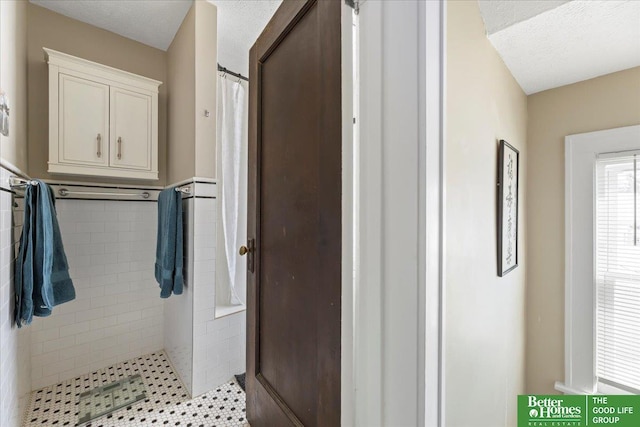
[175, 187, 192, 195]
[58, 189, 151, 199]
[10, 176, 191, 200]
[9, 176, 38, 188]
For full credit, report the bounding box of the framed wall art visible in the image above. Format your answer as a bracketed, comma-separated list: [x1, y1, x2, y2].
[497, 139, 519, 277]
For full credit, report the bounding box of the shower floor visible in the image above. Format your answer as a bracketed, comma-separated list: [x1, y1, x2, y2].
[23, 351, 247, 427]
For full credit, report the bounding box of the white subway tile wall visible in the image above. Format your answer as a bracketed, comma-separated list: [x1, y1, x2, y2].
[29, 199, 163, 390]
[190, 188, 246, 397]
[163, 182, 246, 398]
[0, 165, 32, 427]
[164, 198, 194, 393]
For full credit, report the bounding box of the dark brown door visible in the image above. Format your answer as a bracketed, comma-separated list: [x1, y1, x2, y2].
[246, 0, 342, 426]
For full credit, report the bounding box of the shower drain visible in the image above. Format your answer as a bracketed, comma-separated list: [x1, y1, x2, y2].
[77, 374, 147, 425]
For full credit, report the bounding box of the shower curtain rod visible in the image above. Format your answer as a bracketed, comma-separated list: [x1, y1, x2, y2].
[218, 63, 249, 82]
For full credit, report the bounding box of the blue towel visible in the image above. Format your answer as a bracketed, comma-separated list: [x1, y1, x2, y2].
[15, 180, 75, 327]
[155, 188, 184, 298]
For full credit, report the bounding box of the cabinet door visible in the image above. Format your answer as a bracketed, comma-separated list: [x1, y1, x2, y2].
[110, 87, 152, 170]
[59, 74, 109, 166]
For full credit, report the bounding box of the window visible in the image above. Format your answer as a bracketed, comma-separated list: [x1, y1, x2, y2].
[595, 153, 640, 393]
[560, 125, 640, 396]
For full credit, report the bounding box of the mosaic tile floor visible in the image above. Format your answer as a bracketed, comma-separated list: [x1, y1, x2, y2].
[23, 351, 247, 427]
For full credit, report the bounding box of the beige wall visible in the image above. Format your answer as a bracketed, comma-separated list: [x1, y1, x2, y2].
[0, 0, 28, 172]
[194, 0, 217, 179]
[167, 1, 217, 184]
[526, 67, 640, 394]
[167, 5, 196, 184]
[26, 3, 168, 185]
[446, 1, 527, 426]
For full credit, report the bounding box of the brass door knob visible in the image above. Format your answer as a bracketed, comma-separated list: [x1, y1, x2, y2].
[239, 246, 249, 256]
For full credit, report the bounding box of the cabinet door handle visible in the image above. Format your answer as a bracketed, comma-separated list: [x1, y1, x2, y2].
[117, 136, 122, 159]
[97, 133, 102, 158]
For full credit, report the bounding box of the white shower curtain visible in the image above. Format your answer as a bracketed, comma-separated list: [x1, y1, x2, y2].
[218, 76, 247, 306]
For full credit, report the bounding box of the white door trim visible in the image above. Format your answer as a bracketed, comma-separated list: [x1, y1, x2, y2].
[422, 1, 446, 426]
[344, 1, 445, 425]
[340, 2, 356, 426]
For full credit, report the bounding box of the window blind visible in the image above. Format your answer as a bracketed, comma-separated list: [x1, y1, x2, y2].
[596, 152, 640, 392]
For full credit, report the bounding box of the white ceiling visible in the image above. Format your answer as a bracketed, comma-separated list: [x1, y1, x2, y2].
[31, 0, 640, 95]
[479, 0, 571, 34]
[30, 0, 193, 51]
[29, 0, 281, 76]
[208, 0, 282, 76]
[479, 0, 640, 94]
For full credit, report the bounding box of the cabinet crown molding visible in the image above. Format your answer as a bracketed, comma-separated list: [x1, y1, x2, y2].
[44, 48, 162, 93]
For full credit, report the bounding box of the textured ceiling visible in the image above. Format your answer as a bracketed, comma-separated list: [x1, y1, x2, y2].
[208, 0, 282, 76]
[479, 0, 640, 94]
[478, 0, 571, 34]
[31, 0, 638, 95]
[30, 0, 193, 51]
[29, 0, 281, 76]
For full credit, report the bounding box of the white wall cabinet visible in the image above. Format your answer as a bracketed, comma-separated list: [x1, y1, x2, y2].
[109, 87, 152, 171]
[58, 74, 110, 167]
[46, 48, 161, 180]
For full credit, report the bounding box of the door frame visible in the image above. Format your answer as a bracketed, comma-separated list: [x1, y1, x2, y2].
[342, 1, 445, 426]
[340, 3, 356, 426]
